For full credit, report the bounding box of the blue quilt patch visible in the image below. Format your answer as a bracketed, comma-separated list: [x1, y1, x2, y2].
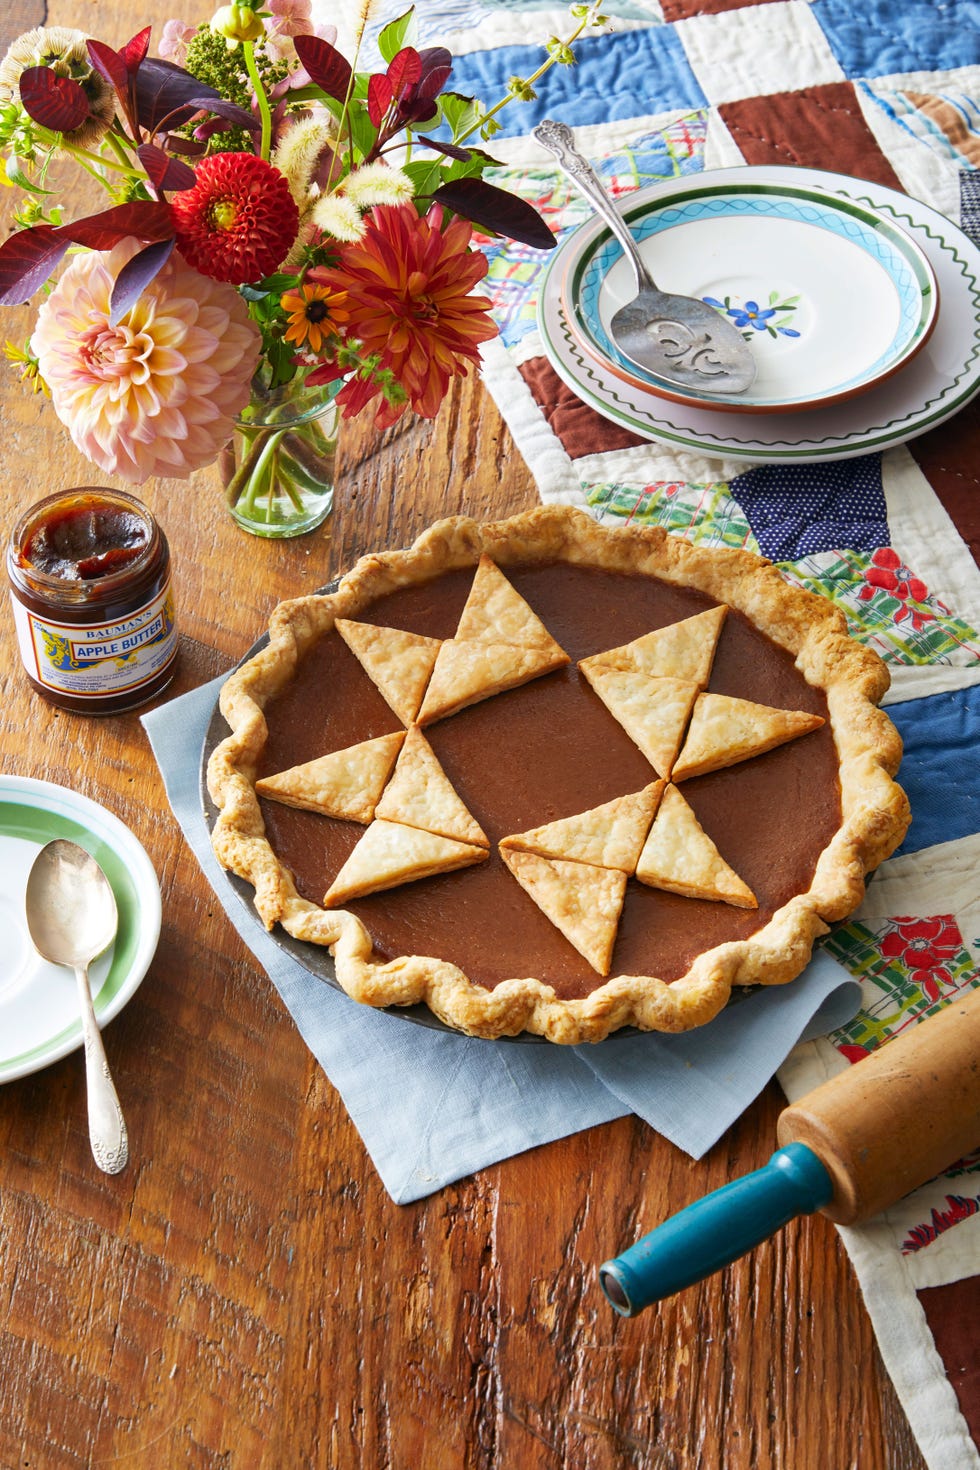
[728, 457, 887, 561]
[887, 684, 980, 855]
[812, 0, 980, 78]
[445, 27, 706, 137]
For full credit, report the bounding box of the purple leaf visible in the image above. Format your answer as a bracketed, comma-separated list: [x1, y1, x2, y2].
[419, 136, 473, 161]
[0, 225, 70, 305]
[133, 58, 222, 131]
[109, 238, 175, 324]
[293, 35, 353, 104]
[87, 39, 128, 93]
[165, 136, 206, 157]
[417, 48, 453, 100]
[432, 178, 555, 250]
[18, 67, 91, 133]
[400, 96, 439, 126]
[63, 201, 175, 249]
[137, 144, 198, 193]
[0, 203, 176, 306]
[121, 27, 152, 74]
[189, 96, 259, 130]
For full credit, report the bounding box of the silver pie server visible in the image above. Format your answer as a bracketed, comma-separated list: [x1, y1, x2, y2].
[25, 839, 129, 1174]
[533, 119, 756, 396]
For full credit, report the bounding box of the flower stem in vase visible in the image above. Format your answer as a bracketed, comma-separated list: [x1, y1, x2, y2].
[221, 385, 337, 538]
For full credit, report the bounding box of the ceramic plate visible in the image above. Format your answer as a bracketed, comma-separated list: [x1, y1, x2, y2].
[537, 165, 980, 462]
[563, 180, 938, 413]
[0, 775, 161, 1083]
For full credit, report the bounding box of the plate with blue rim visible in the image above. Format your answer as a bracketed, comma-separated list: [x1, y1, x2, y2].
[0, 774, 160, 1083]
[561, 172, 939, 414]
[538, 165, 980, 462]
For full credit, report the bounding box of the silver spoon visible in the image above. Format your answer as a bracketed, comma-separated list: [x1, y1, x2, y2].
[25, 839, 129, 1175]
[533, 119, 756, 396]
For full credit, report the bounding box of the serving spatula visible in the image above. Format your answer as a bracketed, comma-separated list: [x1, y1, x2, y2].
[533, 119, 756, 396]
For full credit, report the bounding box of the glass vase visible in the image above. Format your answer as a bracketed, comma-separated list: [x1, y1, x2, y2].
[220, 368, 340, 538]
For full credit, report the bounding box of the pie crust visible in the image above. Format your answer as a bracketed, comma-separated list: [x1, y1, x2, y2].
[207, 506, 910, 1044]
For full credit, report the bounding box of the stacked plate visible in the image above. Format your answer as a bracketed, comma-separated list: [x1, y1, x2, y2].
[537, 164, 980, 463]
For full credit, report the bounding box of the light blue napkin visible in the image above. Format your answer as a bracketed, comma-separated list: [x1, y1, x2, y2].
[143, 676, 860, 1203]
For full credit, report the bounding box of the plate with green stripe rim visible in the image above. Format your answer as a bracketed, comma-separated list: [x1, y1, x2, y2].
[0, 775, 160, 1083]
[538, 164, 980, 462]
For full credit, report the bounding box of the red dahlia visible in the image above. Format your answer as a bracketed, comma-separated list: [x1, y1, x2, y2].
[170, 153, 299, 285]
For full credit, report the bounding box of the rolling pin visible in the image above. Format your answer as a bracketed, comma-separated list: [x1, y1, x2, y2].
[599, 986, 980, 1317]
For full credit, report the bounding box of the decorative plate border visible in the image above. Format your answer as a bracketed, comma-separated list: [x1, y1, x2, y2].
[565, 182, 938, 413]
[538, 165, 980, 461]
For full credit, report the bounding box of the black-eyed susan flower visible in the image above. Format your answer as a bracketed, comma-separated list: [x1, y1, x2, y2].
[281, 281, 349, 353]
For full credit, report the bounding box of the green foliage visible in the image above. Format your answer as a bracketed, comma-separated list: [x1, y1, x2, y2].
[376, 10, 417, 64]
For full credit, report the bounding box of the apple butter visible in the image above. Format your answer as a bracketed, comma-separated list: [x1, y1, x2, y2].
[7, 488, 178, 714]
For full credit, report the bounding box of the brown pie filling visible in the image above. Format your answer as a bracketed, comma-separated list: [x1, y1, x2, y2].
[255, 562, 840, 1001]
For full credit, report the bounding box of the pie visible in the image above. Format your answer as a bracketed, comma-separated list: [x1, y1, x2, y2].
[207, 506, 910, 1044]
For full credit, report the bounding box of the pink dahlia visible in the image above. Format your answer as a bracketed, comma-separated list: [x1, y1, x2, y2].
[31, 238, 262, 482]
[170, 153, 299, 285]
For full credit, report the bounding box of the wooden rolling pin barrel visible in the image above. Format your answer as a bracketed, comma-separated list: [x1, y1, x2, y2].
[599, 987, 980, 1316]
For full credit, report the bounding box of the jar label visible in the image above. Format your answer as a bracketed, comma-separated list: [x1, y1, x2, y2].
[10, 576, 178, 699]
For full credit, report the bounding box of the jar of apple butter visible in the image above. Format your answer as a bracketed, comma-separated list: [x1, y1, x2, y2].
[7, 488, 179, 714]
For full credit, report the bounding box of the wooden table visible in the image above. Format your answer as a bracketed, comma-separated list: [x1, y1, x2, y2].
[0, 3, 927, 1466]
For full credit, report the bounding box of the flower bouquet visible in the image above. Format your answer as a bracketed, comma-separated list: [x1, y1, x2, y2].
[0, 3, 603, 534]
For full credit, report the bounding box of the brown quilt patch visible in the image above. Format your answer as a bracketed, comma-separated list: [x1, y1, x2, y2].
[719, 83, 905, 190]
[518, 356, 647, 459]
[910, 399, 980, 569]
[919, 1276, 980, 1447]
[662, 0, 781, 16]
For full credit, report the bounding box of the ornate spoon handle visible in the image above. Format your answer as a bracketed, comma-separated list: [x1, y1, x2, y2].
[532, 118, 655, 293]
[75, 963, 129, 1175]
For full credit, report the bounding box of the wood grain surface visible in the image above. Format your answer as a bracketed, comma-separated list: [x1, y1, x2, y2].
[0, 3, 927, 1466]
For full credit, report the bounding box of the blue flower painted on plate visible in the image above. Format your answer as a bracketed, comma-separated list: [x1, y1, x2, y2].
[703, 291, 802, 340]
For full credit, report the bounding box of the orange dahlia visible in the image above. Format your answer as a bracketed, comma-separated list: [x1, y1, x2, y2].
[306, 202, 497, 429]
[170, 153, 299, 285]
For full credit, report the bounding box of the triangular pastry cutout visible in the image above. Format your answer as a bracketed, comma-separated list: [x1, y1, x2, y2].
[417, 638, 567, 726]
[500, 782, 664, 874]
[456, 555, 567, 656]
[374, 727, 488, 848]
[323, 819, 487, 906]
[672, 693, 825, 781]
[580, 606, 726, 688]
[580, 666, 700, 778]
[255, 731, 405, 824]
[635, 784, 757, 908]
[500, 848, 626, 976]
[336, 619, 441, 726]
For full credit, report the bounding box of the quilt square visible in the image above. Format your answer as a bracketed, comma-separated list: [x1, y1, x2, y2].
[675, 1, 844, 105]
[445, 25, 708, 135]
[813, 0, 980, 78]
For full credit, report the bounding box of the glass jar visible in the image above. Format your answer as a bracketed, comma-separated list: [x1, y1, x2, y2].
[7, 488, 179, 714]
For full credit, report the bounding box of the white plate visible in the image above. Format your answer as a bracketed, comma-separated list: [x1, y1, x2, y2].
[0, 775, 160, 1083]
[564, 179, 938, 412]
[538, 165, 980, 462]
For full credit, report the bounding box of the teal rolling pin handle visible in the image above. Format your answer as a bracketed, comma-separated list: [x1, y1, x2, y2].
[598, 1141, 834, 1317]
